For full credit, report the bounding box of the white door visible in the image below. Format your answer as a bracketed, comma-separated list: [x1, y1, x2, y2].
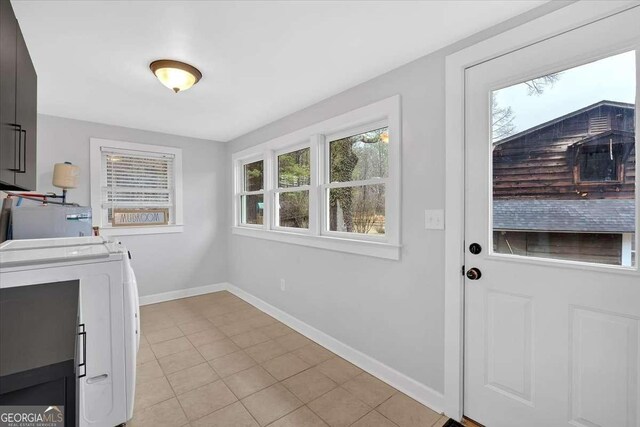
[464, 7, 640, 427]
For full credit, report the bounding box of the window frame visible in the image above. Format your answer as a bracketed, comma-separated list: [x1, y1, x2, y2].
[90, 138, 184, 236]
[232, 95, 401, 260]
[575, 143, 624, 185]
[272, 142, 313, 234]
[238, 155, 266, 229]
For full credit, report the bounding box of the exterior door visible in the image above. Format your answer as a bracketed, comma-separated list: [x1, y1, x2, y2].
[464, 7, 640, 427]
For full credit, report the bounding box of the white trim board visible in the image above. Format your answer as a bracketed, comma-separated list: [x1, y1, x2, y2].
[139, 282, 229, 306]
[443, 0, 640, 421]
[138, 282, 445, 414]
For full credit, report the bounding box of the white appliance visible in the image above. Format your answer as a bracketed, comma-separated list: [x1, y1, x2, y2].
[0, 236, 139, 426]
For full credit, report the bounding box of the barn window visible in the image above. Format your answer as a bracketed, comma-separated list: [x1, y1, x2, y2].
[577, 143, 621, 182]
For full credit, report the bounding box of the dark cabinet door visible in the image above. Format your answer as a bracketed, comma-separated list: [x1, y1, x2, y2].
[14, 25, 36, 190]
[0, 0, 17, 186]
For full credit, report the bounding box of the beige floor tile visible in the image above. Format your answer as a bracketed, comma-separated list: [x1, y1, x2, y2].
[223, 365, 277, 399]
[177, 380, 238, 421]
[178, 319, 215, 335]
[167, 362, 219, 395]
[187, 327, 227, 347]
[262, 353, 310, 381]
[350, 411, 398, 427]
[432, 416, 450, 427]
[219, 319, 256, 337]
[136, 359, 165, 384]
[210, 350, 257, 377]
[231, 330, 271, 349]
[307, 387, 370, 427]
[151, 336, 194, 358]
[268, 406, 329, 427]
[260, 322, 294, 339]
[281, 369, 337, 403]
[141, 316, 176, 333]
[139, 334, 150, 349]
[245, 340, 289, 364]
[342, 373, 396, 407]
[135, 376, 174, 410]
[170, 311, 204, 325]
[129, 397, 188, 427]
[207, 313, 235, 327]
[247, 313, 278, 328]
[293, 343, 334, 366]
[242, 383, 302, 426]
[276, 332, 312, 351]
[145, 326, 184, 344]
[196, 338, 241, 361]
[137, 346, 156, 365]
[377, 394, 441, 427]
[158, 347, 206, 375]
[315, 358, 362, 384]
[191, 401, 259, 427]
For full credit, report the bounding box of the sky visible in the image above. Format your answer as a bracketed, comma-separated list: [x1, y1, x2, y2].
[493, 50, 636, 135]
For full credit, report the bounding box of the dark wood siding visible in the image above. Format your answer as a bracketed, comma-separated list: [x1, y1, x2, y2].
[493, 104, 635, 200]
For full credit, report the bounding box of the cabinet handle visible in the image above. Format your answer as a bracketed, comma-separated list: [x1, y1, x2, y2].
[18, 129, 26, 173]
[8, 124, 21, 172]
[86, 374, 108, 384]
[78, 323, 87, 378]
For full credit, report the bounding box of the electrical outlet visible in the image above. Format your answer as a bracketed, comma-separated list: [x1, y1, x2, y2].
[425, 209, 445, 230]
[280, 279, 286, 291]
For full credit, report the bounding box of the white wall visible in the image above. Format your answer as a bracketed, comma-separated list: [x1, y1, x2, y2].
[226, 3, 564, 396]
[36, 114, 228, 297]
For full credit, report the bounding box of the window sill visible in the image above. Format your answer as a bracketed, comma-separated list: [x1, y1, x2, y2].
[232, 226, 401, 260]
[98, 224, 184, 237]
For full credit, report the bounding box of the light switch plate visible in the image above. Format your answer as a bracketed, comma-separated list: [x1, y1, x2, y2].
[425, 209, 445, 230]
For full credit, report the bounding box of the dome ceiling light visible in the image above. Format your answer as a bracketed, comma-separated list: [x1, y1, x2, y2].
[149, 59, 202, 93]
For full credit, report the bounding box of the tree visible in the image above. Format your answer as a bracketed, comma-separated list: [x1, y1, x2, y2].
[492, 72, 562, 142]
[491, 95, 516, 142]
[524, 73, 561, 96]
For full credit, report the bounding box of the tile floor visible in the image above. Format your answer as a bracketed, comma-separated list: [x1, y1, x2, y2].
[131, 291, 448, 427]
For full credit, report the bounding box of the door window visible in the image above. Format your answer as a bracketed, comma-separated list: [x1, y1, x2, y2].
[491, 51, 636, 266]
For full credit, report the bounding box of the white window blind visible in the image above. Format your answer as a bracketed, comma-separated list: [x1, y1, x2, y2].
[101, 147, 176, 222]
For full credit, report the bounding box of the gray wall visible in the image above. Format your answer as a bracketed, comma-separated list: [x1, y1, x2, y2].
[36, 115, 228, 297]
[226, 2, 565, 395]
[227, 53, 447, 392]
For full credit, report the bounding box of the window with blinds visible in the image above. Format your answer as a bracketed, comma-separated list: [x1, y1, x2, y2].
[101, 147, 176, 224]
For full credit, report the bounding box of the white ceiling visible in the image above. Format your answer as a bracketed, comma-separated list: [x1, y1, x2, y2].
[13, 0, 546, 142]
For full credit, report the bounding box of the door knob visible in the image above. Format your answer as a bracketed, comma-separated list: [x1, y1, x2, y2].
[466, 268, 482, 280]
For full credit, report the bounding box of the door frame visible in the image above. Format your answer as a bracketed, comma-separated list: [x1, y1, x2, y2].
[443, 0, 640, 420]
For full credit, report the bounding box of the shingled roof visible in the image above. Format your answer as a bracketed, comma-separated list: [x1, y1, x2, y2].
[493, 199, 635, 233]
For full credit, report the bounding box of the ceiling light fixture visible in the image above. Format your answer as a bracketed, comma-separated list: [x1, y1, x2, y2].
[149, 59, 202, 93]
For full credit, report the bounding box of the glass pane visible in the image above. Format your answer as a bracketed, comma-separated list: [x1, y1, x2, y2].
[241, 194, 264, 225]
[278, 148, 310, 188]
[328, 184, 385, 235]
[330, 127, 388, 182]
[277, 191, 309, 228]
[244, 160, 264, 192]
[492, 51, 636, 266]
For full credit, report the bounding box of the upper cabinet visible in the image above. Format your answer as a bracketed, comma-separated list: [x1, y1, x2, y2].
[0, 0, 37, 191]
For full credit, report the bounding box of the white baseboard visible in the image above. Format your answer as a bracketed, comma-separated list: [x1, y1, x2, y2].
[226, 283, 445, 414]
[139, 282, 229, 306]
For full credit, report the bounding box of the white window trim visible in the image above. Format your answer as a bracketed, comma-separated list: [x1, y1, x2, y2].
[232, 95, 401, 260]
[272, 141, 313, 234]
[90, 138, 184, 236]
[443, 1, 639, 420]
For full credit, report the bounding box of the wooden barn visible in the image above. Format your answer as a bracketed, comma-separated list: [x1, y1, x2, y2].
[493, 100, 636, 266]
